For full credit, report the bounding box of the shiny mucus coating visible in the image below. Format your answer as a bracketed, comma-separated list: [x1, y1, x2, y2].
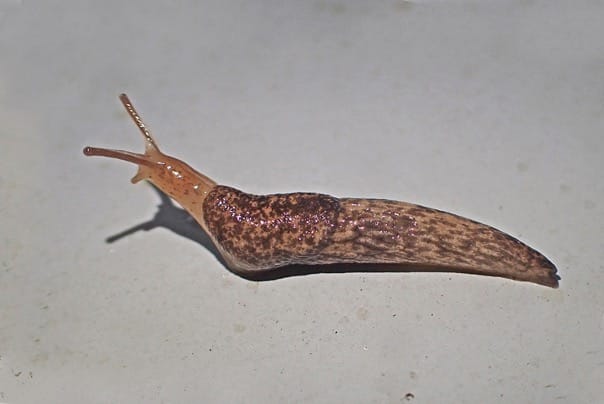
[83, 94, 560, 288]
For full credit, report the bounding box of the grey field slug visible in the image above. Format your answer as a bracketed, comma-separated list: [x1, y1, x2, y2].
[83, 94, 559, 288]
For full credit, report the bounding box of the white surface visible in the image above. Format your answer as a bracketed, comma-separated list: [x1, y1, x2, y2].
[1, 1, 603, 403]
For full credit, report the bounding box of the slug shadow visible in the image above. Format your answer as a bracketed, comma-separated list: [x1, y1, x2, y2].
[105, 185, 500, 283]
[105, 184, 230, 270]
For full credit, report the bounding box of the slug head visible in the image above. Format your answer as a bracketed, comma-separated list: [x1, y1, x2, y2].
[83, 94, 216, 229]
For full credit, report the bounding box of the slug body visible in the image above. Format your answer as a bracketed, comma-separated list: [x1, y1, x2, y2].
[84, 94, 559, 288]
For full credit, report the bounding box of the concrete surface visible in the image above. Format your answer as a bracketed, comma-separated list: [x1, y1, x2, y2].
[1, 1, 602, 403]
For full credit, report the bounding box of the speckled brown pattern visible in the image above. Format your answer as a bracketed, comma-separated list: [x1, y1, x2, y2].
[316, 199, 559, 287]
[85, 94, 559, 288]
[202, 186, 341, 271]
[202, 188, 558, 287]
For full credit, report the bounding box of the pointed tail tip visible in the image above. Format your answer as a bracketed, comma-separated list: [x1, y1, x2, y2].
[541, 271, 560, 288]
[536, 257, 560, 288]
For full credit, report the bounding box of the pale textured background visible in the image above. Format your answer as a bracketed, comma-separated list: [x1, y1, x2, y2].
[1, 1, 603, 403]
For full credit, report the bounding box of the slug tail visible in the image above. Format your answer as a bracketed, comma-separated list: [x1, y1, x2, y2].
[317, 198, 560, 288]
[519, 254, 559, 288]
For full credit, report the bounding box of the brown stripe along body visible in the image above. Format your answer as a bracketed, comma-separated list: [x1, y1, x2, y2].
[84, 94, 559, 288]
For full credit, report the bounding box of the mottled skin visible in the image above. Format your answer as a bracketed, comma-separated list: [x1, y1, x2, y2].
[324, 199, 558, 287]
[84, 94, 560, 288]
[203, 187, 559, 287]
[203, 186, 339, 270]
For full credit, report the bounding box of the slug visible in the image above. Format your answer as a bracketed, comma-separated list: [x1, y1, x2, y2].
[83, 94, 559, 288]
